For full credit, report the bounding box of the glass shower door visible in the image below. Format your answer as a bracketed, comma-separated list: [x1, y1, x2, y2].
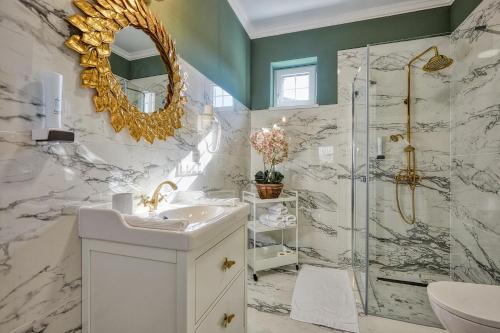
[351, 50, 369, 313]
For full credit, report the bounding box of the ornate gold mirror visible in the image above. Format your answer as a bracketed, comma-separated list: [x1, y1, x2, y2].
[65, 0, 186, 143]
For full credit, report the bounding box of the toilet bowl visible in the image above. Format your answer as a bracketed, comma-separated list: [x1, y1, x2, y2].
[428, 281, 500, 333]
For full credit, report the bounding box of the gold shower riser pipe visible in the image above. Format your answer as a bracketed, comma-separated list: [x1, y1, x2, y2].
[393, 46, 453, 225]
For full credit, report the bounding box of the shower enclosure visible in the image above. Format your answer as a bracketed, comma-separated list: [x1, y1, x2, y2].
[351, 8, 500, 326]
[351, 35, 454, 328]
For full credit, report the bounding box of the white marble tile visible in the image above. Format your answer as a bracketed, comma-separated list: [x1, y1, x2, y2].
[451, 2, 500, 156]
[247, 266, 446, 333]
[450, 153, 500, 284]
[358, 315, 445, 333]
[250, 105, 349, 268]
[449, 0, 500, 286]
[0, 1, 250, 331]
[0, 216, 81, 333]
[338, 48, 366, 106]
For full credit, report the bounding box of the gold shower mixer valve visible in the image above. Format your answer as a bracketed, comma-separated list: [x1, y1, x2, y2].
[395, 170, 421, 187]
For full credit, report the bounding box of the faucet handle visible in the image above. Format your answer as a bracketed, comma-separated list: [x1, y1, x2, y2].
[140, 195, 151, 207]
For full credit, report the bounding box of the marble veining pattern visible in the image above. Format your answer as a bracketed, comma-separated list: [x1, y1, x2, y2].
[1, 0, 499, 332]
[0, 1, 249, 332]
[250, 105, 352, 268]
[450, 0, 500, 286]
[248, 266, 446, 333]
[361, 35, 452, 327]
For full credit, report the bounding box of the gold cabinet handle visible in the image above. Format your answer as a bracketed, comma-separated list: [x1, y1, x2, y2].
[222, 257, 236, 271]
[223, 313, 235, 327]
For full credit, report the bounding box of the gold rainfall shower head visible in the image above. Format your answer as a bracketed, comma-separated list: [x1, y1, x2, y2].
[423, 53, 454, 72]
[409, 46, 454, 72]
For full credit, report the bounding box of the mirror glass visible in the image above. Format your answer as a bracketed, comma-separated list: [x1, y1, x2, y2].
[110, 27, 170, 114]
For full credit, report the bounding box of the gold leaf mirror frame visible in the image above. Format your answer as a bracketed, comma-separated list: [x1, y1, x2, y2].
[65, 0, 187, 143]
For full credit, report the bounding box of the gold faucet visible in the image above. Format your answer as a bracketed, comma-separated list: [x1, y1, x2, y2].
[140, 180, 178, 212]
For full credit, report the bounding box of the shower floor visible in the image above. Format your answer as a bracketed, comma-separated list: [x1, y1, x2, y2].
[247, 265, 446, 333]
[367, 277, 442, 327]
[366, 267, 446, 328]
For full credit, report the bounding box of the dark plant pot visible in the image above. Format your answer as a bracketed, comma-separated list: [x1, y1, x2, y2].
[255, 183, 284, 199]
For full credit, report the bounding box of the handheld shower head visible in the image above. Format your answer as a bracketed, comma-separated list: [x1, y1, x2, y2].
[423, 54, 454, 72]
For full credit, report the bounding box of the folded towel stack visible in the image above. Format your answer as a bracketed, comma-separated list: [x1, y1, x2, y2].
[258, 203, 297, 228]
[268, 203, 288, 215]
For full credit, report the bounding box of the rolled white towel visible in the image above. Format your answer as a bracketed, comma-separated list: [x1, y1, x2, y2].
[284, 214, 297, 227]
[259, 214, 286, 228]
[268, 203, 288, 215]
[266, 213, 285, 222]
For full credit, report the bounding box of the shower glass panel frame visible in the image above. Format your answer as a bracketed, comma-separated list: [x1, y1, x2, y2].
[351, 46, 369, 315]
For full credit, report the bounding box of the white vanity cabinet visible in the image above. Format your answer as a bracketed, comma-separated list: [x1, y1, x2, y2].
[79, 205, 248, 333]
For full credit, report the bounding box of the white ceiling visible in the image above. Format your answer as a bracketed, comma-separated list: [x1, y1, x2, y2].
[228, 0, 454, 39]
[111, 27, 159, 61]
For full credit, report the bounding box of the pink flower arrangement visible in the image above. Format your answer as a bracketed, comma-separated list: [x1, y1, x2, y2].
[250, 126, 288, 184]
[250, 126, 288, 166]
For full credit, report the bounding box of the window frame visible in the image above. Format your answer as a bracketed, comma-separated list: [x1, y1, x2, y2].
[212, 85, 234, 109]
[273, 64, 317, 108]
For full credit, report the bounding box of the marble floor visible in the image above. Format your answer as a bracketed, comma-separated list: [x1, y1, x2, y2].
[367, 274, 443, 327]
[247, 265, 446, 333]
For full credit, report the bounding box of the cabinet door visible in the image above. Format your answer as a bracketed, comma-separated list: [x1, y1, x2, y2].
[196, 272, 245, 333]
[89, 246, 177, 333]
[195, 227, 244, 320]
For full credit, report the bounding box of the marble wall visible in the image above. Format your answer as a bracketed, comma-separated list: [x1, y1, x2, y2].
[337, 35, 452, 327]
[450, 0, 500, 285]
[341, 1, 500, 325]
[364, 35, 452, 327]
[250, 105, 352, 267]
[368, 35, 452, 283]
[0, 1, 249, 332]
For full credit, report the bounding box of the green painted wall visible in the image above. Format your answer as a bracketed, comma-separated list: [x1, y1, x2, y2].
[109, 54, 166, 80]
[450, 0, 483, 30]
[251, 7, 453, 110]
[150, 0, 251, 107]
[109, 0, 481, 110]
[130, 56, 167, 79]
[110, 53, 131, 79]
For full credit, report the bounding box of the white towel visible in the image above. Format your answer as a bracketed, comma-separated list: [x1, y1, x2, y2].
[268, 203, 288, 215]
[284, 214, 297, 226]
[259, 214, 286, 228]
[290, 266, 359, 332]
[124, 215, 189, 231]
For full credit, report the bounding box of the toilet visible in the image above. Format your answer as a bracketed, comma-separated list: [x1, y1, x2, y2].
[428, 281, 500, 333]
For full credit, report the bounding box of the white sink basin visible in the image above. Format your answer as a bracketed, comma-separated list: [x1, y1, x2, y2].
[159, 205, 225, 224]
[79, 203, 249, 251]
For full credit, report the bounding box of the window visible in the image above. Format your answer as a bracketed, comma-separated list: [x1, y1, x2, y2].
[273, 64, 317, 107]
[213, 86, 233, 108]
[142, 91, 155, 113]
